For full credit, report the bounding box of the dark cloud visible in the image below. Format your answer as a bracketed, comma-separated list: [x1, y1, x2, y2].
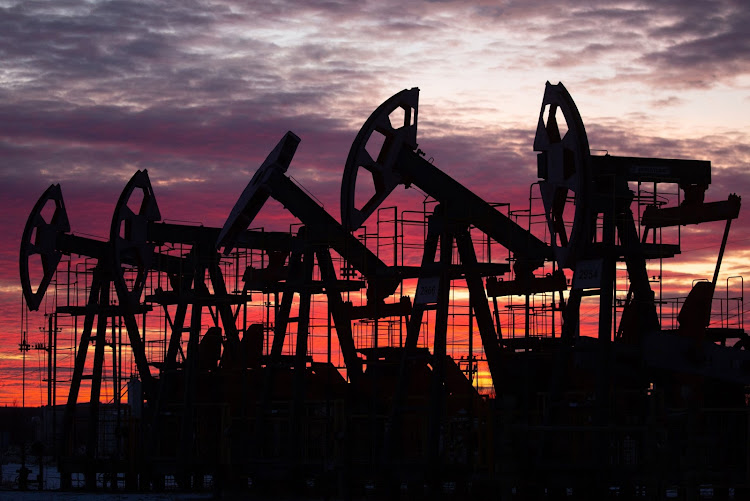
[601, 0, 749, 88]
[0, 1, 223, 82]
[640, 30, 750, 87]
[470, 1, 750, 89]
[649, 96, 685, 108]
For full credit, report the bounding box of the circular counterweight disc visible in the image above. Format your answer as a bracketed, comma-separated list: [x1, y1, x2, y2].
[533, 82, 593, 270]
[19, 184, 71, 311]
[110, 170, 161, 306]
[341, 88, 419, 231]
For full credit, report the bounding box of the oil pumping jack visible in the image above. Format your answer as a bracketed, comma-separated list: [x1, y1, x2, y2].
[532, 82, 750, 436]
[20, 170, 298, 488]
[340, 88, 566, 478]
[215, 131, 409, 469]
[20, 178, 168, 487]
[109, 170, 303, 487]
[342, 88, 559, 390]
[534, 82, 743, 372]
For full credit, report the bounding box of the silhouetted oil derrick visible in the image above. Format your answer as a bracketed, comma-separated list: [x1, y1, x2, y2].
[341, 88, 567, 484]
[20, 182, 154, 488]
[527, 82, 748, 496]
[108, 170, 292, 488]
[16, 82, 750, 498]
[214, 131, 415, 484]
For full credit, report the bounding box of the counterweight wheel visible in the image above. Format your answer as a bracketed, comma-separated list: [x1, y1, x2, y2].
[19, 184, 71, 311]
[110, 169, 161, 306]
[341, 87, 419, 231]
[534, 81, 594, 270]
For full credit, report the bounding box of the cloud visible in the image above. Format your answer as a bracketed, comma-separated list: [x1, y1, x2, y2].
[649, 96, 685, 108]
[639, 3, 750, 88]
[473, 1, 750, 90]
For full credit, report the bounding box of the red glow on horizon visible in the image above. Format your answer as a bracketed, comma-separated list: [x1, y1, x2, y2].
[6, 181, 746, 408]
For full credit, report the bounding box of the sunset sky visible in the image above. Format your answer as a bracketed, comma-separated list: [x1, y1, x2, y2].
[1, 0, 749, 406]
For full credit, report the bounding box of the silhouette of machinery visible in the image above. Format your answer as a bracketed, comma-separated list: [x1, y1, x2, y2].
[18, 83, 749, 497]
